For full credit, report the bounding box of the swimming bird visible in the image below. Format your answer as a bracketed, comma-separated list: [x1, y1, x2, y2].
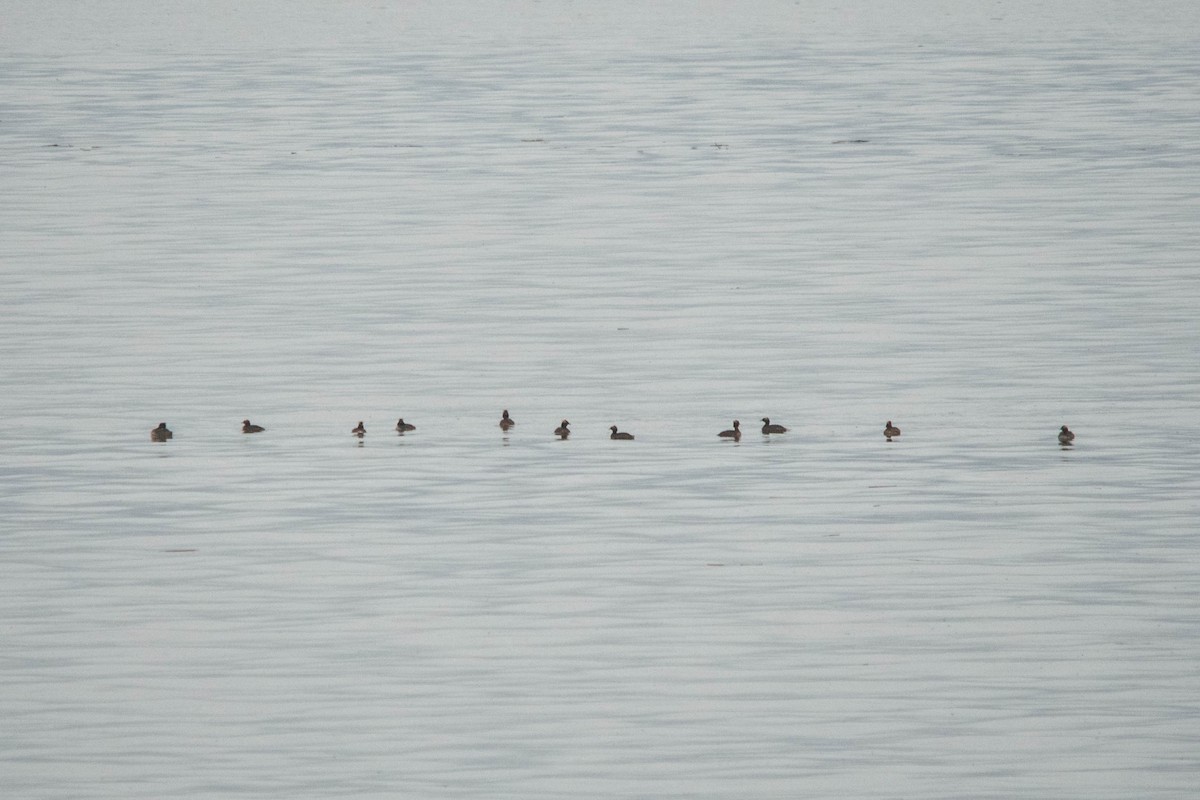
[352, 421, 366, 437]
[884, 421, 900, 440]
[242, 419, 265, 434]
[499, 410, 515, 430]
[554, 419, 570, 438]
[719, 420, 741, 440]
[761, 417, 788, 434]
[610, 425, 635, 440]
[396, 418, 416, 433]
[1058, 425, 1075, 445]
[150, 422, 173, 442]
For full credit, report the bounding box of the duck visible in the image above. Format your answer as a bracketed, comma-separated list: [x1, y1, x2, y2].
[884, 421, 900, 440]
[352, 421, 366, 437]
[242, 419, 265, 434]
[150, 422, 173, 441]
[761, 417, 788, 434]
[499, 410, 515, 430]
[1058, 425, 1075, 445]
[610, 425, 635, 440]
[554, 419, 571, 438]
[396, 418, 416, 433]
[718, 420, 741, 440]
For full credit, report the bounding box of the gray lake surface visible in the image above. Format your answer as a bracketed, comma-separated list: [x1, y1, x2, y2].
[3, 1, 1199, 797]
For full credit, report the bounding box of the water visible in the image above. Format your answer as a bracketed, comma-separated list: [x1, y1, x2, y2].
[3, 2, 1200, 797]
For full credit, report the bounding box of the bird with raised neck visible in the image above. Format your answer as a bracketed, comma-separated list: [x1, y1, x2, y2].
[761, 417, 788, 434]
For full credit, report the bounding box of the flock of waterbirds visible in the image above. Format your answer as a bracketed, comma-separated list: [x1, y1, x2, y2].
[148, 415, 1079, 446]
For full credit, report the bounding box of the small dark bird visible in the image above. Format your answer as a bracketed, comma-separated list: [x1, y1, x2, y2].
[719, 420, 741, 440]
[352, 421, 366, 437]
[499, 410, 515, 430]
[610, 425, 635, 440]
[554, 419, 571, 438]
[396, 418, 416, 433]
[761, 417, 788, 434]
[242, 419, 265, 434]
[884, 421, 900, 440]
[1058, 425, 1075, 445]
[150, 422, 173, 442]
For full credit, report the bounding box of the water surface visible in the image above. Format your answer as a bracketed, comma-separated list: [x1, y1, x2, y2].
[3, 2, 1199, 798]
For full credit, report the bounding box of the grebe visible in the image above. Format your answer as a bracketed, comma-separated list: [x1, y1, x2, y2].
[761, 417, 788, 434]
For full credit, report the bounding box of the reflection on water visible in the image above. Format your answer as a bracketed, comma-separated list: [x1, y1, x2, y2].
[3, 1, 1200, 798]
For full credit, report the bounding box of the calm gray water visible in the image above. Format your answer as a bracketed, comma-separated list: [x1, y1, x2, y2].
[3, 2, 1199, 797]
